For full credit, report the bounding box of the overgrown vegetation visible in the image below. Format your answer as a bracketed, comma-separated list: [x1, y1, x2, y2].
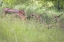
[0, 0, 64, 42]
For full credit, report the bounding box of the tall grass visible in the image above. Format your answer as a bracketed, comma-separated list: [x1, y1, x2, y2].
[0, 1, 64, 42]
[0, 16, 64, 42]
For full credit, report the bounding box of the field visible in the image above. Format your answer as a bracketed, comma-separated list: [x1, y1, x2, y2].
[0, 10, 64, 42]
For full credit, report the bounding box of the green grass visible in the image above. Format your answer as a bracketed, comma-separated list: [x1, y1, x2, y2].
[0, 9, 64, 42]
[0, 17, 64, 42]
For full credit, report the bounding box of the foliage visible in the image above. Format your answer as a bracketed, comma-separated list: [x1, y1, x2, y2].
[0, 0, 63, 10]
[0, 0, 64, 42]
